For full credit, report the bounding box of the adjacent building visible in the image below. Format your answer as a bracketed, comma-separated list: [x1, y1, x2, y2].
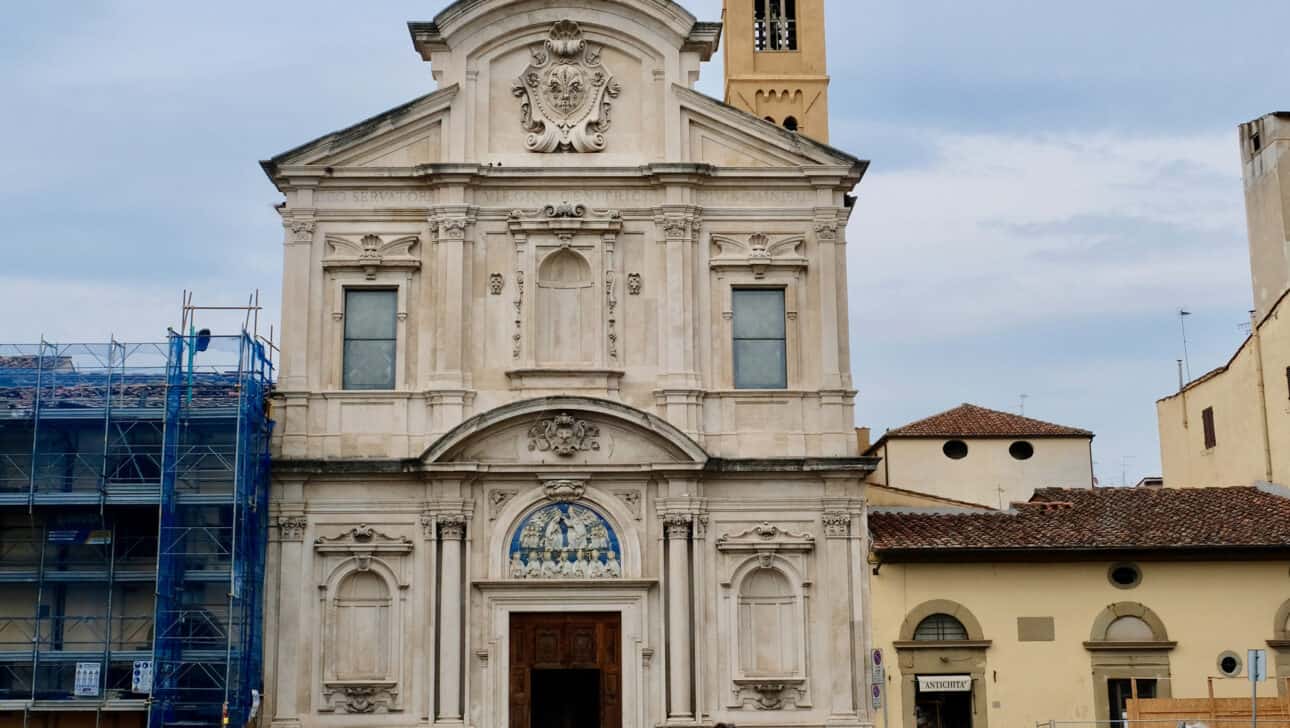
[0, 334, 272, 728]
[868, 485, 1290, 728]
[1158, 112, 1290, 487]
[864, 404, 1094, 509]
[260, 2, 876, 728]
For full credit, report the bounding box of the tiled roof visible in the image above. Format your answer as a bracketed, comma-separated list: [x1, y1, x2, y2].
[870, 486, 1290, 555]
[882, 403, 1093, 439]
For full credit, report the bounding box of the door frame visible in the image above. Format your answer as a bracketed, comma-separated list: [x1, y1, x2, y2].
[475, 581, 656, 728]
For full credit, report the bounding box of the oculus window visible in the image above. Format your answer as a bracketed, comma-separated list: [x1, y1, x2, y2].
[343, 289, 397, 390]
[733, 288, 787, 389]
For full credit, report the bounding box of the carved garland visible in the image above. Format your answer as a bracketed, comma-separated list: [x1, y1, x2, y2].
[512, 20, 622, 153]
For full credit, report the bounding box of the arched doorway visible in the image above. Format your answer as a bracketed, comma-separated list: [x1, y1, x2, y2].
[1086, 602, 1175, 724]
[895, 600, 991, 728]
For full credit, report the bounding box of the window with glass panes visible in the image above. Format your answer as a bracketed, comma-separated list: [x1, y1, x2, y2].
[342, 289, 397, 390]
[732, 288, 787, 389]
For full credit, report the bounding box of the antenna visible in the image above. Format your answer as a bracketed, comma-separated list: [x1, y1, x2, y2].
[1120, 455, 1136, 487]
[1019, 394, 1029, 416]
[1178, 309, 1192, 383]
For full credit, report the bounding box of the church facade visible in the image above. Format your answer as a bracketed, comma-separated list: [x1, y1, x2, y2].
[261, 1, 873, 727]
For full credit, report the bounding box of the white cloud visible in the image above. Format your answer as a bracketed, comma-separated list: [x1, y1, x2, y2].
[846, 129, 1250, 342]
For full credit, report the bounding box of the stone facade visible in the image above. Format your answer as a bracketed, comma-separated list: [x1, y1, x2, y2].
[261, 1, 874, 727]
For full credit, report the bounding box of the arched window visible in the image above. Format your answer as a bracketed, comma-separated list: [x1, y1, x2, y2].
[782, 116, 799, 132]
[737, 567, 800, 676]
[913, 613, 970, 641]
[331, 570, 392, 680]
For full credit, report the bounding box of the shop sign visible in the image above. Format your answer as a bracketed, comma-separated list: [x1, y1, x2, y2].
[917, 675, 972, 692]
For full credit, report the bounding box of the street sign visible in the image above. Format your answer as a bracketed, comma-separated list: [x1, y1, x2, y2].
[1249, 649, 1267, 682]
[74, 662, 101, 697]
[871, 648, 885, 683]
[132, 660, 153, 693]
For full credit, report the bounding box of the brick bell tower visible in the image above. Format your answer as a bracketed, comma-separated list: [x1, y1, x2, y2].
[722, 0, 831, 142]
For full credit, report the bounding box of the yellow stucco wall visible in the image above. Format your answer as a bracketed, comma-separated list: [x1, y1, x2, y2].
[1158, 292, 1290, 487]
[871, 559, 1290, 727]
[722, 0, 831, 141]
[868, 437, 1093, 509]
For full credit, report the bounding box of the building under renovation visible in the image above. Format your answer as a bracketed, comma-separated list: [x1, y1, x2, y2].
[0, 332, 273, 728]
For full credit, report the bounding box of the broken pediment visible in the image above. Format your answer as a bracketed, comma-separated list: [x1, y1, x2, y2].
[710, 233, 807, 278]
[323, 234, 421, 278]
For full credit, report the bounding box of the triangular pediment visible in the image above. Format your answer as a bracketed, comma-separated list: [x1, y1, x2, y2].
[675, 85, 863, 169]
[266, 84, 458, 170]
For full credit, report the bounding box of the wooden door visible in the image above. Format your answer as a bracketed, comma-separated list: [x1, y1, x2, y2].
[509, 612, 622, 728]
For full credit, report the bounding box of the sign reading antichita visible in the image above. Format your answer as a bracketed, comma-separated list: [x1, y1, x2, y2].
[917, 675, 972, 692]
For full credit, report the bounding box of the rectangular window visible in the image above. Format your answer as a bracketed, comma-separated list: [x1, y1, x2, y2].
[732, 288, 787, 389]
[753, 0, 798, 52]
[1201, 406, 1216, 449]
[342, 289, 397, 390]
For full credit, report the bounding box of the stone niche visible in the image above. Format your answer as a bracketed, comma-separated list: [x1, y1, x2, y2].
[313, 525, 414, 714]
[506, 205, 625, 390]
[716, 522, 816, 711]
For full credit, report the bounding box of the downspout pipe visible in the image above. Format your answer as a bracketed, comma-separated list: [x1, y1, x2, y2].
[1251, 310, 1275, 482]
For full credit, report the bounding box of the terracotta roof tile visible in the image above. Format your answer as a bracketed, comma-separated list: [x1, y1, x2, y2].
[882, 403, 1093, 439]
[870, 486, 1290, 554]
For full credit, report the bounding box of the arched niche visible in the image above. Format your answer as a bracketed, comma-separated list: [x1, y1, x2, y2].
[1087, 602, 1171, 643]
[723, 554, 811, 710]
[1085, 602, 1176, 721]
[317, 556, 408, 714]
[536, 247, 595, 364]
[488, 484, 641, 580]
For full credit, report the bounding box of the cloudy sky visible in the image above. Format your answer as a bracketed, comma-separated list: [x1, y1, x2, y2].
[2, 1, 1286, 485]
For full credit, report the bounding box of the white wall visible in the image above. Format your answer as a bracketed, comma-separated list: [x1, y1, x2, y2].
[872, 436, 1093, 508]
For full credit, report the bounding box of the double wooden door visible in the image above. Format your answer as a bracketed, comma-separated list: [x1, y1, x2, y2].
[509, 612, 622, 728]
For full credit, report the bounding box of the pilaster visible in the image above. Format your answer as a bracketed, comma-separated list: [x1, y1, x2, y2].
[270, 503, 308, 728]
[436, 514, 467, 723]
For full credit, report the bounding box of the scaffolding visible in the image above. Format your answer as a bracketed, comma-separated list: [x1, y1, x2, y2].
[0, 331, 273, 728]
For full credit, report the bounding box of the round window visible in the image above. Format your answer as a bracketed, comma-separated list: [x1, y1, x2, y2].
[1009, 441, 1035, 460]
[942, 440, 969, 460]
[1218, 651, 1243, 677]
[1108, 563, 1142, 589]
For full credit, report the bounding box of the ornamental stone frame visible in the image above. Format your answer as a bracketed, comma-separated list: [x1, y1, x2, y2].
[1085, 602, 1176, 721]
[488, 480, 642, 581]
[894, 599, 991, 728]
[716, 526, 816, 711]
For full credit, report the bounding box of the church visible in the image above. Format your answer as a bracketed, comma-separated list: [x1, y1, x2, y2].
[260, 1, 873, 727]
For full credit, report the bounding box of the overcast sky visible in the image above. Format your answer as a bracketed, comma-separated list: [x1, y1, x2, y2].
[2, 1, 1287, 485]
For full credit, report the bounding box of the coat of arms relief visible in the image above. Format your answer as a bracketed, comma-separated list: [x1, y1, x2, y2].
[512, 20, 622, 153]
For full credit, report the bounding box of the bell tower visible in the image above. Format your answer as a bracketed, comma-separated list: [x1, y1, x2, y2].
[722, 0, 831, 142]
